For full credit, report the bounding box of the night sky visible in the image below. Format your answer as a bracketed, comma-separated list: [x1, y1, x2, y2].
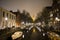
[0, 0, 52, 18]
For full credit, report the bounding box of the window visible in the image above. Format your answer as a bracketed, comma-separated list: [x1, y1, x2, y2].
[3, 11, 5, 17]
[13, 16, 15, 20]
[7, 13, 8, 17]
[2, 21, 4, 27]
[10, 14, 11, 19]
[14, 16, 16, 20]
[12, 15, 13, 19]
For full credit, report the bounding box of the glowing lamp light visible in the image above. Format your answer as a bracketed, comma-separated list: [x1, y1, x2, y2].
[55, 17, 60, 21]
[22, 35, 24, 38]
[21, 22, 24, 24]
[43, 33, 45, 36]
[5, 17, 8, 20]
[50, 14, 53, 17]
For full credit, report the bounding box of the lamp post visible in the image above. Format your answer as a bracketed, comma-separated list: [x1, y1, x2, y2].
[5, 17, 8, 27]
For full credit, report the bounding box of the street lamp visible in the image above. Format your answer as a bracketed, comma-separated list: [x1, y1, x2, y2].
[22, 35, 24, 38]
[5, 17, 8, 21]
[50, 14, 53, 17]
[55, 17, 60, 21]
[21, 21, 24, 25]
[43, 33, 45, 36]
